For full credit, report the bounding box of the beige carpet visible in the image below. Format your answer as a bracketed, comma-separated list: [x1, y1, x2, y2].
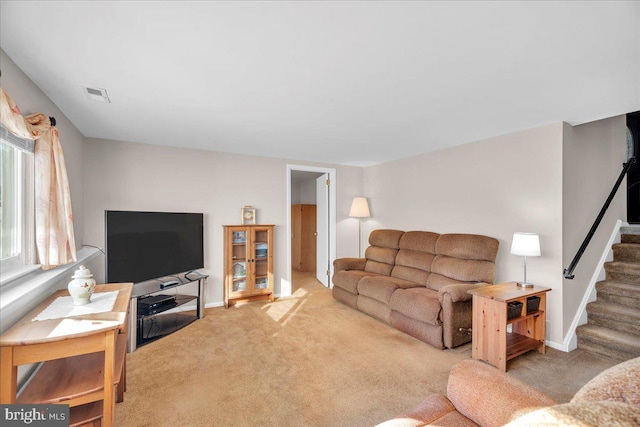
[116, 273, 618, 426]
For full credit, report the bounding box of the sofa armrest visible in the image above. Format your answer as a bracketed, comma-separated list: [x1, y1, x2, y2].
[333, 257, 366, 272]
[447, 360, 556, 427]
[438, 282, 490, 304]
[376, 394, 457, 427]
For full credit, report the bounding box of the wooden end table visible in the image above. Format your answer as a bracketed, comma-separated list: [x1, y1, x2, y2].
[468, 282, 551, 372]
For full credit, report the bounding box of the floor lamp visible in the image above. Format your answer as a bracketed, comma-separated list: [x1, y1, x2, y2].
[349, 197, 371, 258]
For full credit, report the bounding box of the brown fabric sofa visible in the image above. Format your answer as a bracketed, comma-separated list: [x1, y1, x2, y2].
[377, 357, 640, 426]
[332, 230, 499, 349]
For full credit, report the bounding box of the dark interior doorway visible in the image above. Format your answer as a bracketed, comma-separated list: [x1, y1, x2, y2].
[627, 111, 640, 224]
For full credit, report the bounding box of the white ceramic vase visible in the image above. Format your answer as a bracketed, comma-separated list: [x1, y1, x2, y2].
[68, 265, 96, 305]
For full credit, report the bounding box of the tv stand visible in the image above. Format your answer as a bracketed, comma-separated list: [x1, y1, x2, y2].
[128, 272, 208, 352]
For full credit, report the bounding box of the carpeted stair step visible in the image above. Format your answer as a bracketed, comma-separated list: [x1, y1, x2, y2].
[596, 280, 640, 308]
[612, 243, 640, 263]
[604, 261, 640, 284]
[576, 324, 640, 361]
[621, 233, 640, 245]
[586, 300, 640, 335]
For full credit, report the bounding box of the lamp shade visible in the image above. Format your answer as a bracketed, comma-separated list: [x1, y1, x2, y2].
[510, 232, 541, 257]
[349, 197, 371, 218]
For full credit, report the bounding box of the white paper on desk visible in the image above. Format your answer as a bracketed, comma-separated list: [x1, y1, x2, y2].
[33, 291, 119, 322]
[46, 318, 122, 338]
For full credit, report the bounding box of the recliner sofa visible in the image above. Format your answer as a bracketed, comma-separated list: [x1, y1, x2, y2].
[378, 357, 640, 426]
[332, 229, 499, 349]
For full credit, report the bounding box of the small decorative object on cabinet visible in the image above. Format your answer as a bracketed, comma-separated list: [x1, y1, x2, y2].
[241, 205, 256, 224]
[224, 225, 274, 308]
[68, 264, 97, 305]
[468, 282, 551, 372]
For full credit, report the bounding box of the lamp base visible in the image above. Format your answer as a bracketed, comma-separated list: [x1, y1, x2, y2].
[517, 281, 534, 288]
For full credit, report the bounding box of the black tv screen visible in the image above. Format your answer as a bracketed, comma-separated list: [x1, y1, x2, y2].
[105, 210, 204, 283]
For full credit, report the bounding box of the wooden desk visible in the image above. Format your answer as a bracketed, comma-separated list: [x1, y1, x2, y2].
[469, 282, 551, 372]
[0, 283, 133, 427]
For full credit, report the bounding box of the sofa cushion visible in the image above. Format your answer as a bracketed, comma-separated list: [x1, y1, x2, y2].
[571, 356, 640, 405]
[504, 401, 640, 427]
[399, 231, 440, 252]
[435, 233, 500, 262]
[332, 270, 378, 294]
[358, 276, 417, 304]
[369, 229, 404, 249]
[390, 287, 441, 325]
[365, 245, 398, 275]
[389, 231, 438, 285]
[428, 256, 495, 290]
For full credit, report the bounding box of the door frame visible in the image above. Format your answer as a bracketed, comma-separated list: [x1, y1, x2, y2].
[285, 164, 337, 295]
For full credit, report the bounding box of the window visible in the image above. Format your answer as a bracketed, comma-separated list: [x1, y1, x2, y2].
[0, 126, 35, 280]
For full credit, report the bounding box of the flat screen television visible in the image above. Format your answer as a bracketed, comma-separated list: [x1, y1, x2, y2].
[105, 210, 204, 283]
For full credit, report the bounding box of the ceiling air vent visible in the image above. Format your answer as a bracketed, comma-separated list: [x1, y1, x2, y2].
[81, 85, 110, 103]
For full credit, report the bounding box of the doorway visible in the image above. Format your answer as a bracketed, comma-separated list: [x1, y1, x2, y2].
[286, 165, 337, 295]
[627, 111, 640, 224]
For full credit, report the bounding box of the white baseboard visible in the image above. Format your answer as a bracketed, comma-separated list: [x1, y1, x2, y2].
[545, 340, 566, 351]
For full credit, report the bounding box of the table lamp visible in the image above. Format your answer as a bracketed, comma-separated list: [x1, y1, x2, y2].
[510, 232, 540, 288]
[349, 197, 371, 257]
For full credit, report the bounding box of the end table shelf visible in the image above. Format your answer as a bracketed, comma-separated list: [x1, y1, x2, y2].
[469, 282, 551, 372]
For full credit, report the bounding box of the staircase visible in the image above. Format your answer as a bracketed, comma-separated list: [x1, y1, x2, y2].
[576, 226, 640, 360]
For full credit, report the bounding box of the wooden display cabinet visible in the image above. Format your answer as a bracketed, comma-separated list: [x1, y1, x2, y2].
[469, 282, 551, 372]
[223, 225, 275, 308]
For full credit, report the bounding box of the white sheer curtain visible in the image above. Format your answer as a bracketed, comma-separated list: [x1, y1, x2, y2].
[1, 87, 77, 269]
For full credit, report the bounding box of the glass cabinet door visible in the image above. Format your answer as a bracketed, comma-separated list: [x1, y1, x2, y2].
[252, 229, 270, 293]
[230, 230, 249, 294]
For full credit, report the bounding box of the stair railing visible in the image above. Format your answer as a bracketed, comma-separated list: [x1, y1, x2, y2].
[564, 157, 637, 279]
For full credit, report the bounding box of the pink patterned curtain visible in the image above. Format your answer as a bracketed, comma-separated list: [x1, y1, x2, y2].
[1, 88, 77, 269]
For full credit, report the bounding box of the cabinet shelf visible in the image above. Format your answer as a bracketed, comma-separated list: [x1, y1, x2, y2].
[506, 332, 545, 361]
[69, 401, 102, 427]
[18, 334, 127, 405]
[136, 294, 197, 319]
[138, 313, 197, 347]
[506, 309, 544, 325]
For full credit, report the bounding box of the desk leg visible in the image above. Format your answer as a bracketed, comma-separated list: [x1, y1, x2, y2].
[0, 347, 17, 403]
[103, 330, 116, 427]
[128, 297, 138, 353]
[198, 278, 205, 319]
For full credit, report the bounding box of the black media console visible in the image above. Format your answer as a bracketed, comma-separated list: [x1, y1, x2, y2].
[127, 272, 208, 352]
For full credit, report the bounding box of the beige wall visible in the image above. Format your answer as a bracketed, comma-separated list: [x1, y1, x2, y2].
[1, 49, 85, 248]
[562, 116, 627, 336]
[3, 45, 629, 347]
[83, 138, 363, 305]
[362, 123, 566, 344]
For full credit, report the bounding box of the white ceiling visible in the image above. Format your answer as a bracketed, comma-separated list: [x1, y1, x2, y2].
[1, 1, 639, 166]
